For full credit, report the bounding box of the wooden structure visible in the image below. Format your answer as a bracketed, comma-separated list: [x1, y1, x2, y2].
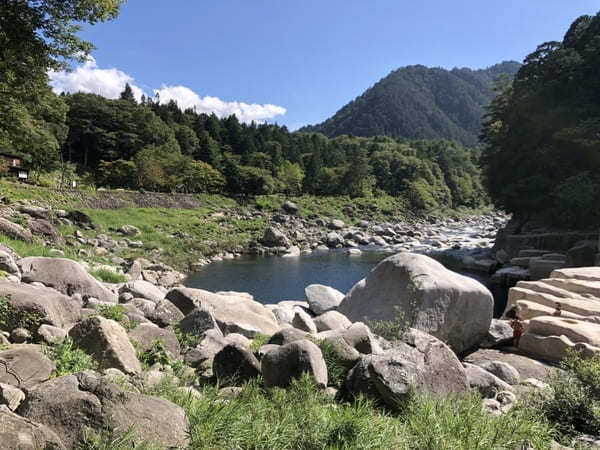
[0, 151, 29, 180]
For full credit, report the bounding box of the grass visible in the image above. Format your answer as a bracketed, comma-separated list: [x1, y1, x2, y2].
[314, 339, 349, 389]
[77, 427, 159, 450]
[142, 374, 553, 450]
[89, 268, 127, 284]
[93, 304, 137, 330]
[249, 333, 271, 352]
[42, 338, 98, 377]
[174, 324, 203, 351]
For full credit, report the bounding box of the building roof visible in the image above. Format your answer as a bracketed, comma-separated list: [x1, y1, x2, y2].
[0, 151, 22, 159]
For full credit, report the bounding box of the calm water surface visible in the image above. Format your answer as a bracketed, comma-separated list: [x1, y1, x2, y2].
[185, 248, 489, 304]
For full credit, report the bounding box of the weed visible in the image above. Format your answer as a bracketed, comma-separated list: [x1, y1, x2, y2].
[43, 338, 98, 377]
[312, 338, 349, 389]
[173, 324, 202, 351]
[367, 305, 410, 342]
[249, 333, 270, 352]
[95, 304, 136, 331]
[89, 268, 127, 284]
[77, 426, 159, 450]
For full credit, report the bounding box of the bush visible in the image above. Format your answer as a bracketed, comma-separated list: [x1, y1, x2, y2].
[536, 350, 600, 438]
[95, 304, 134, 330]
[366, 305, 410, 342]
[43, 338, 98, 377]
[89, 268, 127, 284]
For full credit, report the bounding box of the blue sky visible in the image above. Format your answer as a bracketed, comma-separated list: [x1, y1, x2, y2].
[51, 1, 599, 130]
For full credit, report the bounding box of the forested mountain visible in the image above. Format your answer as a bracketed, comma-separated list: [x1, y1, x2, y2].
[302, 61, 521, 147]
[481, 12, 600, 226]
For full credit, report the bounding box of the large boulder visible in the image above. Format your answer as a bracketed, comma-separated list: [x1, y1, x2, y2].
[463, 349, 553, 381]
[0, 249, 19, 275]
[316, 322, 382, 355]
[213, 344, 261, 384]
[267, 328, 309, 346]
[18, 257, 117, 302]
[305, 284, 345, 315]
[178, 307, 220, 338]
[0, 345, 55, 389]
[119, 280, 164, 303]
[464, 363, 512, 398]
[17, 371, 189, 449]
[27, 218, 64, 245]
[261, 227, 290, 247]
[0, 405, 66, 450]
[127, 324, 181, 359]
[0, 281, 81, 332]
[148, 298, 184, 327]
[261, 339, 328, 388]
[338, 253, 493, 353]
[184, 328, 227, 368]
[313, 310, 352, 332]
[69, 316, 141, 374]
[0, 217, 32, 241]
[364, 329, 468, 408]
[166, 287, 279, 337]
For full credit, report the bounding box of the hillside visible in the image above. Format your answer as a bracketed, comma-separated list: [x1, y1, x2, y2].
[301, 61, 521, 147]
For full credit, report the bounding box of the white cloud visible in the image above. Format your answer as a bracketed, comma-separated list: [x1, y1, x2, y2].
[49, 56, 144, 102]
[154, 85, 287, 123]
[49, 58, 286, 123]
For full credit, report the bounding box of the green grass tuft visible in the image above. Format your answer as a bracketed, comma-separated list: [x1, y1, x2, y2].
[89, 268, 127, 284]
[43, 338, 98, 377]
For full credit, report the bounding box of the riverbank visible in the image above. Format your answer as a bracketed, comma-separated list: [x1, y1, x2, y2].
[0, 180, 503, 275]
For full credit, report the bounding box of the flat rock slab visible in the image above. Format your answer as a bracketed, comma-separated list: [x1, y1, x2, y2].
[19, 257, 117, 302]
[0, 345, 55, 389]
[463, 349, 553, 381]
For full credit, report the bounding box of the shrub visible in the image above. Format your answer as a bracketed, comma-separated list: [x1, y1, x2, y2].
[43, 338, 98, 377]
[173, 324, 202, 351]
[536, 350, 600, 437]
[366, 305, 410, 342]
[95, 304, 135, 330]
[89, 268, 127, 284]
[249, 333, 270, 352]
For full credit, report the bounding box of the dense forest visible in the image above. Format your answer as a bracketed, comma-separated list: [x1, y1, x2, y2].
[48, 90, 487, 210]
[481, 11, 600, 226]
[302, 62, 521, 147]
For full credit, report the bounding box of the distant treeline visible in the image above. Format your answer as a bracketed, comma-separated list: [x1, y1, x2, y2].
[39, 89, 484, 210]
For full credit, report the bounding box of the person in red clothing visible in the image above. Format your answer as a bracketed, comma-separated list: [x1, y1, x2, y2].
[506, 306, 525, 348]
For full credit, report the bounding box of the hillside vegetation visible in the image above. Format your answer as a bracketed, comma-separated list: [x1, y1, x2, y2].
[481, 12, 600, 227]
[302, 62, 521, 147]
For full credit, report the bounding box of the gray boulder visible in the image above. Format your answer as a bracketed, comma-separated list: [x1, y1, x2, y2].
[38, 324, 67, 345]
[267, 328, 309, 346]
[128, 324, 181, 359]
[261, 339, 328, 388]
[313, 310, 352, 332]
[0, 382, 25, 410]
[184, 328, 226, 368]
[261, 227, 290, 247]
[120, 280, 164, 303]
[0, 281, 81, 332]
[19, 257, 117, 302]
[0, 217, 32, 241]
[213, 344, 261, 384]
[326, 232, 343, 247]
[305, 284, 345, 315]
[69, 317, 141, 374]
[464, 363, 512, 398]
[166, 287, 279, 337]
[366, 329, 468, 408]
[0, 249, 19, 275]
[316, 322, 382, 355]
[282, 201, 298, 214]
[17, 371, 189, 449]
[27, 218, 64, 244]
[0, 345, 55, 389]
[480, 319, 514, 348]
[292, 308, 317, 333]
[148, 298, 184, 327]
[329, 219, 345, 230]
[477, 360, 520, 385]
[339, 253, 493, 353]
[344, 355, 379, 399]
[178, 307, 220, 338]
[0, 405, 66, 449]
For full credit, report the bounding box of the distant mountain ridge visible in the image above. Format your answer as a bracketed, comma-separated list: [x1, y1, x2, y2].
[301, 61, 521, 147]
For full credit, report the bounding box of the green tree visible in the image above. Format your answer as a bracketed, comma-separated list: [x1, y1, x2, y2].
[119, 83, 137, 103]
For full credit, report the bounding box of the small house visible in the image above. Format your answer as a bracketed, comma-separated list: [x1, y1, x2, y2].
[0, 151, 29, 181]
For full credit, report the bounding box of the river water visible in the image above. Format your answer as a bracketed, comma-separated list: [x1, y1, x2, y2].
[185, 247, 491, 304]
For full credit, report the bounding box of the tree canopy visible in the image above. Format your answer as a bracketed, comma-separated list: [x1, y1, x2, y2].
[481, 12, 600, 226]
